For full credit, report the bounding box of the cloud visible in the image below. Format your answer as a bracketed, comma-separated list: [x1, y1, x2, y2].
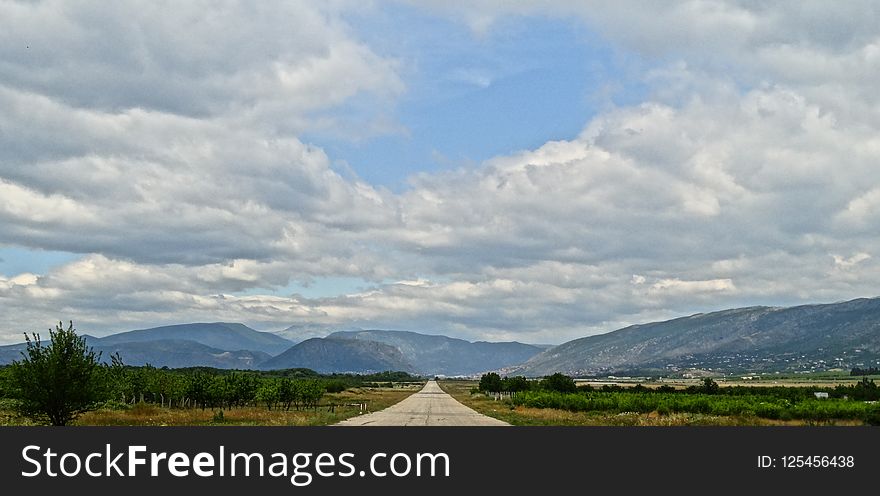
[832, 253, 871, 270]
[0, 0, 403, 128]
[648, 278, 736, 295]
[2, 2, 880, 344]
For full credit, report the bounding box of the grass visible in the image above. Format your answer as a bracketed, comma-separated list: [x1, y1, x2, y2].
[438, 381, 865, 426]
[0, 384, 422, 426]
[0, 398, 37, 426]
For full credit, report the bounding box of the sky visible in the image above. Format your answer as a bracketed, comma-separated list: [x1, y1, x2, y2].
[1, 1, 880, 345]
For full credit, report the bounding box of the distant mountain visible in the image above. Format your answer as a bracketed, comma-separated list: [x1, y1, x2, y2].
[94, 322, 292, 356]
[515, 297, 880, 377]
[0, 337, 269, 369]
[0, 342, 26, 365]
[93, 339, 270, 369]
[271, 323, 338, 344]
[260, 337, 414, 373]
[327, 330, 544, 375]
[0, 322, 289, 368]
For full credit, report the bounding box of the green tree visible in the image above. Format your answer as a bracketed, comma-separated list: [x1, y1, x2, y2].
[502, 376, 530, 393]
[702, 377, 720, 395]
[256, 380, 280, 410]
[278, 378, 297, 411]
[0, 366, 12, 398]
[300, 380, 325, 410]
[9, 321, 107, 426]
[539, 373, 577, 393]
[186, 371, 212, 410]
[479, 372, 503, 393]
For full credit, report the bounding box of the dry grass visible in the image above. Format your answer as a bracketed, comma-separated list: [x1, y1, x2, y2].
[1, 385, 421, 426]
[438, 380, 862, 426]
[0, 399, 37, 426]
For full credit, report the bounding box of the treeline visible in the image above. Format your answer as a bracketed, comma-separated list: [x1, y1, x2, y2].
[476, 372, 880, 424]
[511, 389, 880, 424]
[478, 373, 880, 402]
[102, 366, 418, 410]
[1, 362, 419, 411]
[578, 377, 880, 402]
[478, 372, 576, 394]
[852, 367, 880, 376]
[105, 364, 325, 411]
[104, 365, 418, 410]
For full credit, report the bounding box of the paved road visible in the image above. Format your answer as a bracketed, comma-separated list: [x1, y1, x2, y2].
[336, 380, 509, 426]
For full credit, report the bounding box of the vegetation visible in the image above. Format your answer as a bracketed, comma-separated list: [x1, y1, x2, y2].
[851, 367, 880, 376]
[7, 322, 108, 425]
[467, 373, 880, 425]
[478, 373, 539, 394]
[60, 386, 419, 426]
[539, 373, 578, 393]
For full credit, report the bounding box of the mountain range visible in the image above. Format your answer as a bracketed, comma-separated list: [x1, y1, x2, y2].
[514, 297, 880, 376]
[328, 330, 544, 375]
[2, 297, 878, 375]
[0, 322, 286, 369]
[260, 337, 414, 374]
[89, 322, 293, 355]
[0, 322, 544, 374]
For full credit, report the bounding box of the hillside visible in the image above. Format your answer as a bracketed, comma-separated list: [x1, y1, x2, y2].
[328, 330, 544, 375]
[94, 322, 292, 355]
[515, 297, 880, 376]
[0, 338, 269, 369]
[259, 337, 414, 373]
[93, 339, 270, 369]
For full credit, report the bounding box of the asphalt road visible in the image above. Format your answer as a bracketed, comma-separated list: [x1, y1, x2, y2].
[336, 380, 509, 426]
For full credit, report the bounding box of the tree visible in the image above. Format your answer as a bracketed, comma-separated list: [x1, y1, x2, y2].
[300, 380, 325, 410]
[256, 380, 280, 410]
[9, 321, 107, 426]
[479, 372, 503, 393]
[701, 377, 720, 395]
[539, 373, 577, 393]
[0, 366, 11, 398]
[502, 376, 530, 393]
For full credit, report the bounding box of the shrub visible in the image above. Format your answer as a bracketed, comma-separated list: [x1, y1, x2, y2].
[8, 321, 109, 425]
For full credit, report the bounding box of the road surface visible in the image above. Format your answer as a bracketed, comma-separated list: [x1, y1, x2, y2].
[336, 380, 509, 426]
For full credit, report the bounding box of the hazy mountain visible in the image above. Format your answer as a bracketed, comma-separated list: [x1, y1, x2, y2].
[260, 337, 414, 373]
[93, 339, 270, 369]
[0, 342, 26, 365]
[515, 297, 880, 376]
[271, 323, 338, 344]
[327, 330, 544, 375]
[94, 322, 292, 355]
[0, 338, 270, 368]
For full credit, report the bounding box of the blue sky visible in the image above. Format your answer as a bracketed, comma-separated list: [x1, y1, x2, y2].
[1, 1, 879, 344]
[0, 247, 79, 276]
[306, 7, 647, 190]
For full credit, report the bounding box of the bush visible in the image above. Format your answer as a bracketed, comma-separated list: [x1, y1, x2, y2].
[8, 321, 109, 425]
[324, 380, 347, 393]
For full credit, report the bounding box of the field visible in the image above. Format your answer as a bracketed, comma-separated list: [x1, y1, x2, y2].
[439, 378, 880, 426]
[0, 384, 422, 426]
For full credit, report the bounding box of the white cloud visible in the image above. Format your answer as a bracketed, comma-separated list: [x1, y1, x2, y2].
[3, 2, 880, 344]
[648, 278, 736, 295]
[832, 253, 871, 270]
